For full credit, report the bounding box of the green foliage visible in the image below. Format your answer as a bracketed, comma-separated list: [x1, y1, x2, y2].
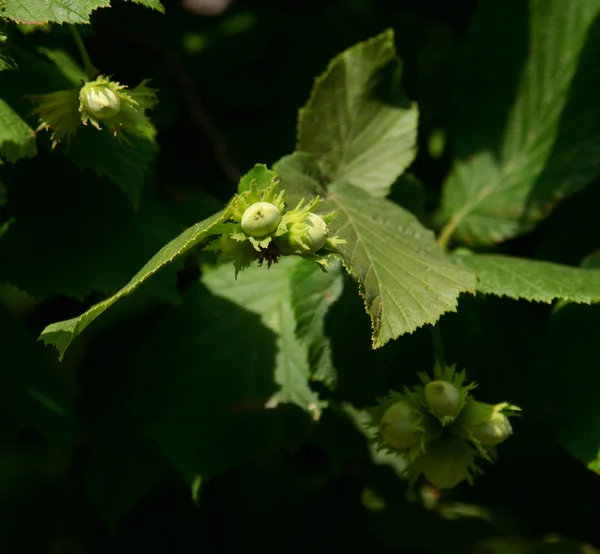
[0, 0, 162, 24]
[203, 257, 322, 412]
[454, 253, 600, 303]
[1, 0, 111, 24]
[0, 97, 36, 162]
[39, 209, 226, 360]
[3, 1, 600, 551]
[297, 29, 418, 198]
[440, 0, 600, 246]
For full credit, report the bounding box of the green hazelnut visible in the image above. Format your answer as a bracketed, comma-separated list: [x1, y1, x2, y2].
[424, 380, 461, 425]
[80, 83, 121, 120]
[468, 412, 513, 446]
[380, 401, 422, 450]
[241, 201, 282, 238]
[304, 213, 328, 254]
[419, 436, 475, 489]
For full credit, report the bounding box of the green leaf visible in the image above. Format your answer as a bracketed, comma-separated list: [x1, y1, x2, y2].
[441, 0, 600, 245]
[454, 253, 600, 303]
[297, 29, 418, 198]
[37, 47, 87, 85]
[65, 125, 158, 209]
[39, 209, 226, 361]
[289, 258, 343, 385]
[320, 181, 475, 348]
[126, 0, 164, 12]
[202, 257, 321, 412]
[0, 22, 17, 71]
[0, 96, 36, 162]
[130, 282, 311, 479]
[0, 0, 110, 24]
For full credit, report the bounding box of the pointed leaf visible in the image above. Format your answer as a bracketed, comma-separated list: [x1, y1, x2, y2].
[454, 253, 600, 303]
[297, 29, 418, 197]
[39, 209, 226, 361]
[441, 0, 600, 245]
[0, 0, 111, 24]
[202, 257, 321, 412]
[321, 181, 475, 347]
[0, 96, 36, 162]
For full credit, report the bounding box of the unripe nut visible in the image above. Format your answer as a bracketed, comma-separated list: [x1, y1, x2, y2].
[80, 85, 121, 120]
[424, 380, 461, 424]
[241, 202, 281, 238]
[380, 401, 422, 450]
[304, 213, 328, 253]
[469, 413, 512, 446]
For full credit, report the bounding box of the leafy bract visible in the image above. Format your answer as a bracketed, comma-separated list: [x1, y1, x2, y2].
[297, 29, 418, 198]
[130, 283, 311, 479]
[276, 153, 476, 347]
[203, 257, 321, 413]
[0, 0, 110, 24]
[454, 253, 600, 304]
[441, 0, 600, 245]
[39, 209, 226, 360]
[0, 97, 36, 162]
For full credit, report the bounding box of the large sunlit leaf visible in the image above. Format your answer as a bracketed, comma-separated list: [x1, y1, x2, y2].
[202, 257, 321, 413]
[454, 253, 600, 303]
[0, 0, 110, 24]
[0, 97, 36, 162]
[324, 182, 475, 347]
[276, 153, 476, 348]
[297, 29, 418, 198]
[39, 209, 225, 360]
[130, 283, 311, 479]
[441, 0, 600, 245]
